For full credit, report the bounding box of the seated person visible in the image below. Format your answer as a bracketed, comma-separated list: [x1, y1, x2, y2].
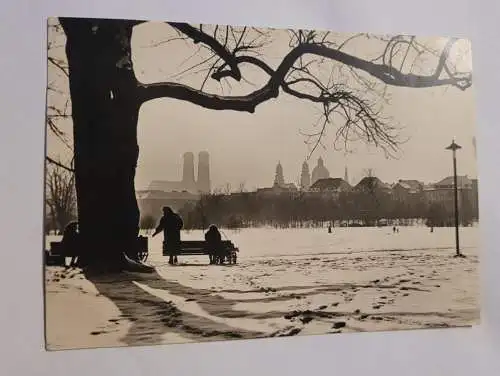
[204, 225, 222, 264]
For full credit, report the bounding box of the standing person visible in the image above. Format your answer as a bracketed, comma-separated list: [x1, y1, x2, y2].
[152, 207, 184, 265]
[62, 221, 79, 267]
[205, 225, 222, 265]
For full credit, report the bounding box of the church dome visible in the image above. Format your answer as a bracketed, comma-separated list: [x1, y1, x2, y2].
[311, 157, 330, 184]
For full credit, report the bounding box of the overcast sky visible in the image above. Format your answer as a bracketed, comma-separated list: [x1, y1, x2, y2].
[46, 20, 478, 191]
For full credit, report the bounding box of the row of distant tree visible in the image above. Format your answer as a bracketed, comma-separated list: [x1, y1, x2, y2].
[44, 164, 477, 235]
[170, 190, 478, 230]
[44, 164, 76, 235]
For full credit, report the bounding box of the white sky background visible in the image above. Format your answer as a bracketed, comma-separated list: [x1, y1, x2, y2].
[46, 20, 477, 191]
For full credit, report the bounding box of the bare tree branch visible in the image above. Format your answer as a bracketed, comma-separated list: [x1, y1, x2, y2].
[46, 156, 75, 172]
[52, 18, 472, 166]
[138, 41, 471, 112]
[48, 56, 69, 77]
[168, 22, 242, 81]
[45, 163, 76, 232]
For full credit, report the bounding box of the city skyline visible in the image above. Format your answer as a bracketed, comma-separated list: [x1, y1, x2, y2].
[142, 150, 478, 193]
[133, 90, 478, 190]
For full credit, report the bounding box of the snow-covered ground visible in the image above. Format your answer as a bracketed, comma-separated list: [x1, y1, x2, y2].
[44, 226, 480, 350]
[152, 225, 479, 257]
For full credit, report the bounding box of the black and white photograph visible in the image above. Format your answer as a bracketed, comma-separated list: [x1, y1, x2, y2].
[44, 16, 479, 351]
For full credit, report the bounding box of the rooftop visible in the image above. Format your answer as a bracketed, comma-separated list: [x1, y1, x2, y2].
[435, 175, 472, 188]
[355, 176, 391, 191]
[394, 179, 424, 192]
[310, 177, 351, 191]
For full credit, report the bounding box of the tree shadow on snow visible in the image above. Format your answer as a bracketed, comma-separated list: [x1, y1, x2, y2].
[84, 269, 264, 346]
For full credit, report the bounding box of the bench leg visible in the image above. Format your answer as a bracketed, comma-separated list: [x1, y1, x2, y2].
[69, 256, 78, 268]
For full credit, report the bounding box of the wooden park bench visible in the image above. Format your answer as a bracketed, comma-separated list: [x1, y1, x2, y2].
[163, 240, 239, 264]
[45, 235, 149, 267]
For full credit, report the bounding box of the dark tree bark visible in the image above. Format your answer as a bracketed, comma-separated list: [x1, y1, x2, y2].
[60, 18, 141, 267]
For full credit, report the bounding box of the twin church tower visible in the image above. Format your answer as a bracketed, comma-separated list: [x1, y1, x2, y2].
[181, 151, 210, 193]
[148, 151, 211, 194]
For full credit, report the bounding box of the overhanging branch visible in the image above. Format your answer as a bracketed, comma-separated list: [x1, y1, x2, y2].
[138, 40, 471, 112]
[46, 156, 75, 173]
[48, 56, 69, 78]
[168, 22, 242, 81]
[138, 81, 279, 112]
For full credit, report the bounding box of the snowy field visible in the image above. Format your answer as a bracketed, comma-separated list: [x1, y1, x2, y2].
[44, 226, 480, 350]
[46, 225, 480, 259]
[149, 225, 479, 258]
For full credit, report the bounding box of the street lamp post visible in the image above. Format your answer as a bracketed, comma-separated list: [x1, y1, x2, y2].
[445, 140, 464, 257]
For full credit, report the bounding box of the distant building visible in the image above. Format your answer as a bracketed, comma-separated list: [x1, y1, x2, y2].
[471, 178, 479, 218]
[435, 175, 474, 190]
[256, 184, 298, 197]
[148, 151, 211, 194]
[310, 177, 351, 194]
[471, 178, 478, 201]
[281, 183, 298, 190]
[300, 161, 311, 190]
[136, 189, 200, 218]
[138, 151, 210, 218]
[256, 161, 298, 196]
[182, 151, 196, 192]
[271, 161, 296, 191]
[424, 175, 472, 203]
[424, 175, 478, 218]
[274, 161, 285, 187]
[311, 157, 330, 185]
[354, 176, 392, 194]
[392, 179, 424, 201]
[197, 151, 211, 194]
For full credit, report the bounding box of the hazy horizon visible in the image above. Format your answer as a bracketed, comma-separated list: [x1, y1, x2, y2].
[46, 20, 478, 192]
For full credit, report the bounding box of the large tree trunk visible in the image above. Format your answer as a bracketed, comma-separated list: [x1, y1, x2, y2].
[60, 18, 141, 267]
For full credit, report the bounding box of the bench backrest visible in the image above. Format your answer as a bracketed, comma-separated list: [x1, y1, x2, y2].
[50, 236, 149, 257]
[162, 240, 237, 255]
[49, 237, 236, 257]
[180, 240, 235, 248]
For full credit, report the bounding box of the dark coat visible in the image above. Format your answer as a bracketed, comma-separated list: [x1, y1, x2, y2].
[62, 222, 79, 248]
[156, 213, 183, 251]
[205, 227, 222, 250]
